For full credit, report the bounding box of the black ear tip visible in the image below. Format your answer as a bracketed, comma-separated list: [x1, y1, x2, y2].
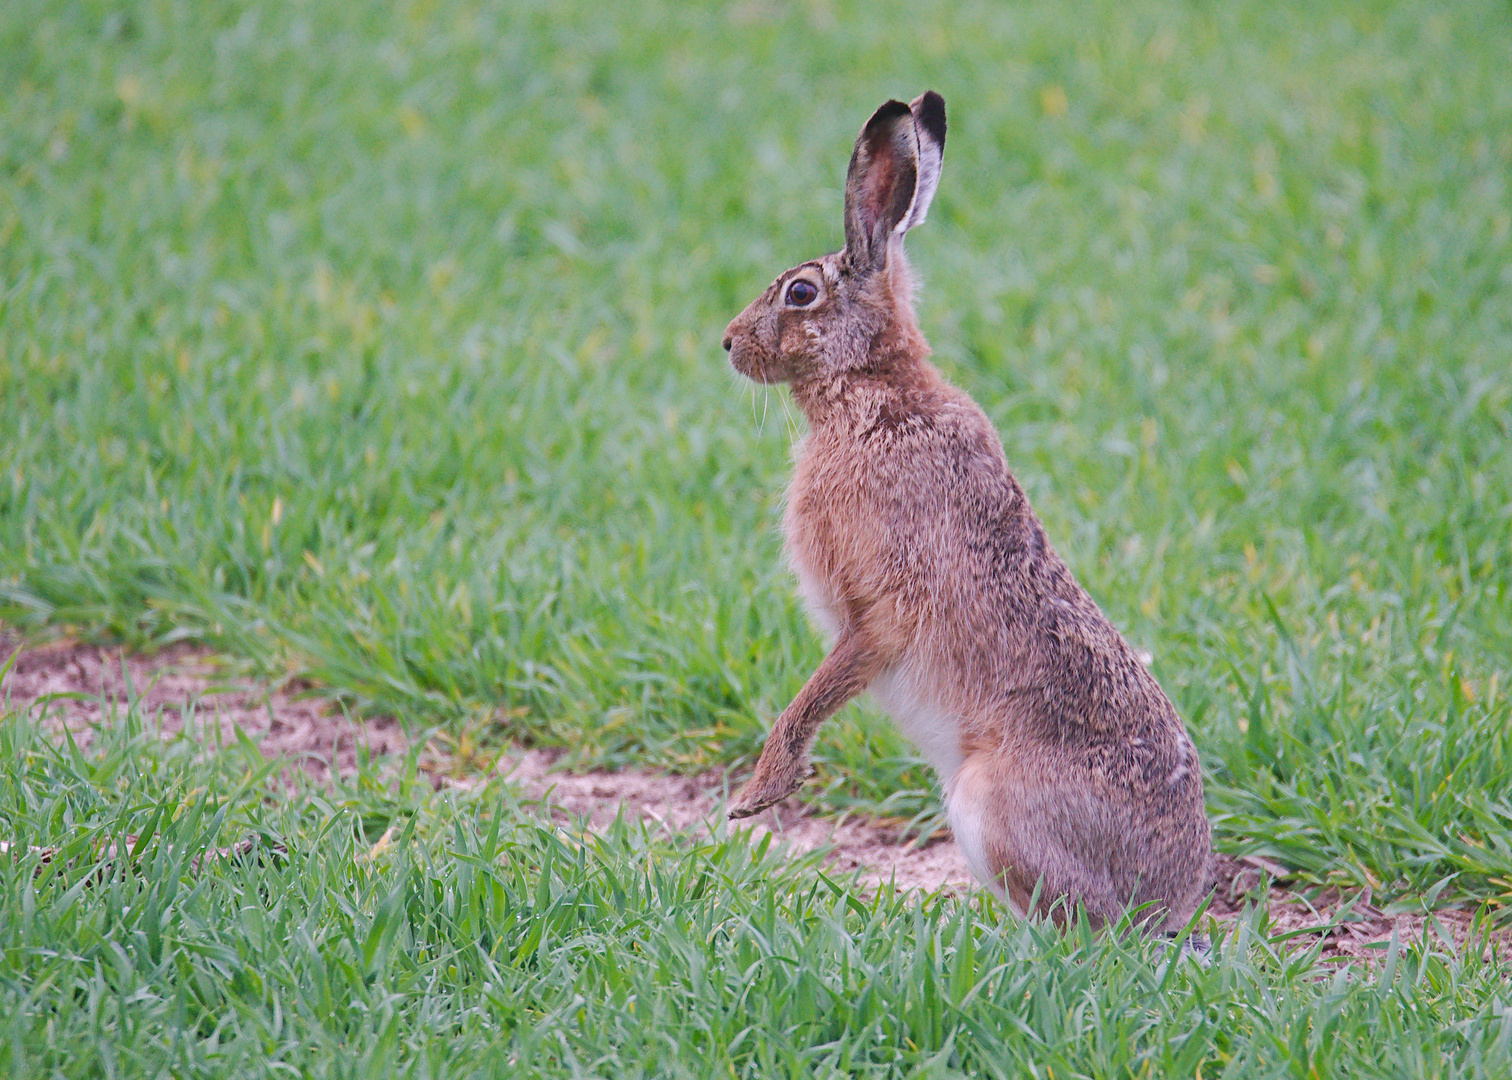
[862, 98, 913, 136]
[912, 90, 947, 147]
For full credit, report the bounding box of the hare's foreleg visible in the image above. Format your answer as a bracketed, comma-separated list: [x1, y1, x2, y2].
[728, 634, 885, 819]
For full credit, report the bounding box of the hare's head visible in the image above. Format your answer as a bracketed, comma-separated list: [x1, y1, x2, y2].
[723, 92, 946, 385]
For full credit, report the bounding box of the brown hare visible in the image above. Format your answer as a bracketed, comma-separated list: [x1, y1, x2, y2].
[722, 91, 1210, 932]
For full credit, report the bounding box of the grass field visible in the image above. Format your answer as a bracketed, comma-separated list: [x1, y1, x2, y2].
[3, 0, 1512, 1074]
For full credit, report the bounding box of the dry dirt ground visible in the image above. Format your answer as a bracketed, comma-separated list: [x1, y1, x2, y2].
[2, 632, 1504, 963]
[0, 632, 968, 894]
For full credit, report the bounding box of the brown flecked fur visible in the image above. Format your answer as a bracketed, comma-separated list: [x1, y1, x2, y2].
[721, 92, 1210, 932]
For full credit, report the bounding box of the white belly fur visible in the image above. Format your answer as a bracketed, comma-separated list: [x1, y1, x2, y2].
[790, 563, 996, 895]
[868, 666, 1006, 894]
[868, 665, 964, 781]
[791, 561, 981, 889]
[945, 788, 1006, 904]
[790, 559, 963, 782]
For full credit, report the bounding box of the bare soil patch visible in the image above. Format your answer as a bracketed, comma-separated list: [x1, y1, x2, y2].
[1, 633, 408, 783]
[2, 632, 1504, 961]
[0, 632, 966, 892]
[1206, 853, 1505, 964]
[475, 748, 972, 894]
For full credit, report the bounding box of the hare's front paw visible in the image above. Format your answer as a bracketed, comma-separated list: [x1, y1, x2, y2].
[727, 761, 813, 820]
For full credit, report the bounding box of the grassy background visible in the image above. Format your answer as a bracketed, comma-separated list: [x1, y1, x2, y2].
[4, 700, 1512, 1078]
[5, 0, 1512, 899]
[3, 0, 1512, 1068]
[2, 0, 1512, 1058]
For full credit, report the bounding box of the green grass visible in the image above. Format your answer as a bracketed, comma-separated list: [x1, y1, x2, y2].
[4, 698, 1511, 1079]
[3, 0, 1512, 1071]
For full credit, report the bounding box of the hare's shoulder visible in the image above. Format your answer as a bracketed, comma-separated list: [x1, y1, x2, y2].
[797, 384, 1008, 493]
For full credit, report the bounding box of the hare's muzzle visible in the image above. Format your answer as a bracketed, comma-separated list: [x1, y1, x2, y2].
[723, 311, 780, 383]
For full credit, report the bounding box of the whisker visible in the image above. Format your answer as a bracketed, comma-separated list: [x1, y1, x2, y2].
[778, 385, 798, 439]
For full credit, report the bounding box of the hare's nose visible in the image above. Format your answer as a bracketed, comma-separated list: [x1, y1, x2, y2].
[722, 334, 733, 352]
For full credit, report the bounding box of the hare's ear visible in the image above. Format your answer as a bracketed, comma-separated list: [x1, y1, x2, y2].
[842, 99, 917, 269]
[903, 91, 946, 232]
[842, 92, 947, 270]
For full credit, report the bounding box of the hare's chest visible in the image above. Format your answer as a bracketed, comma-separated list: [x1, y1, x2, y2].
[781, 448, 862, 640]
[784, 503, 842, 639]
[789, 553, 843, 640]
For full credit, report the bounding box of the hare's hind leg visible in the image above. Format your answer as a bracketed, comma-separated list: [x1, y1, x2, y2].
[945, 753, 1122, 926]
[943, 765, 1023, 914]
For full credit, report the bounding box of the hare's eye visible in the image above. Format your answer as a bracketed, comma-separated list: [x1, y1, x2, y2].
[785, 280, 819, 307]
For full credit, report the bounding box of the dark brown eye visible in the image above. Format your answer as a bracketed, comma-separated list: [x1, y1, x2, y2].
[785, 279, 819, 306]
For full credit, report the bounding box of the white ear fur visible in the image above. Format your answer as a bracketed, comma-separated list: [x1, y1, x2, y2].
[899, 91, 946, 234]
[843, 93, 947, 269]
